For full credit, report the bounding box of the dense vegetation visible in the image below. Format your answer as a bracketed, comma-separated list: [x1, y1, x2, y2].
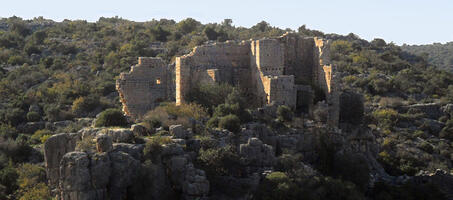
[402, 42, 453, 72]
[0, 16, 451, 199]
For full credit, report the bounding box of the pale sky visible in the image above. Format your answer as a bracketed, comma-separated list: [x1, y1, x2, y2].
[1, 0, 452, 45]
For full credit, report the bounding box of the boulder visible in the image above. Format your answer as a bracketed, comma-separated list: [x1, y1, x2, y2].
[104, 128, 134, 143]
[89, 153, 111, 191]
[75, 118, 94, 127]
[53, 120, 73, 129]
[109, 151, 140, 199]
[170, 124, 192, 139]
[58, 152, 94, 200]
[239, 138, 275, 168]
[112, 143, 145, 161]
[58, 152, 111, 200]
[183, 164, 210, 198]
[96, 134, 113, 153]
[78, 127, 103, 139]
[131, 124, 149, 137]
[44, 133, 80, 188]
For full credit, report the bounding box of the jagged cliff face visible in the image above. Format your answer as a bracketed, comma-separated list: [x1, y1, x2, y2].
[116, 33, 338, 123]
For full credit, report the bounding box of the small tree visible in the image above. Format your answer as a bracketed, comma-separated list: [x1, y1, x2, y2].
[71, 95, 100, 116]
[95, 109, 128, 127]
[203, 26, 218, 41]
[218, 114, 241, 133]
[26, 111, 41, 122]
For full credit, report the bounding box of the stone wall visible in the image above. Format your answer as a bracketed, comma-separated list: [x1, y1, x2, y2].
[117, 33, 338, 125]
[176, 41, 251, 105]
[116, 57, 169, 120]
[267, 75, 296, 107]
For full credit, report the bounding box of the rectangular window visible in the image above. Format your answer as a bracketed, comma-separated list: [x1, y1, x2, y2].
[156, 78, 161, 85]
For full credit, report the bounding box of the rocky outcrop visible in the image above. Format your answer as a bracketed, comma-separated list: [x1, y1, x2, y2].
[240, 138, 275, 169]
[161, 144, 210, 200]
[170, 124, 193, 139]
[44, 133, 81, 188]
[131, 124, 149, 137]
[45, 127, 210, 200]
[48, 134, 140, 200]
[96, 134, 113, 153]
[413, 170, 453, 200]
[78, 127, 135, 143]
[401, 103, 444, 119]
[104, 129, 135, 143]
[109, 151, 140, 199]
[59, 152, 111, 200]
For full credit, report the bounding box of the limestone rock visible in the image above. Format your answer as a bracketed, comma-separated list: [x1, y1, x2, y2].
[96, 134, 113, 153]
[78, 127, 103, 139]
[89, 153, 111, 191]
[44, 133, 80, 188]
[183, 164, 210, 199]
[104, 128, 134, 143]
[240, 138, 275, 168]
[170, 124, 192, 139]
[109, 151, 140, 199]
[58, 152, 111, 200]
[131, 124, 149, 137]
[313, 101, 329, 123]
[58, 152, 93, 200]
[112, 143, 145, 161]
[161, 144, 185, 158]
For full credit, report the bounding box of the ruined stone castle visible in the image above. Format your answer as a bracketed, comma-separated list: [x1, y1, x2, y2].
[117, 33, 339, 125]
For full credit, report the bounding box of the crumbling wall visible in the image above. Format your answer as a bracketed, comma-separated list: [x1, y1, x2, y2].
[267, 75, 296, 107]
[116, 57, 168, 120]
[279, 33, 316, 85]
[314, 37, 334, 95]
[176, 41, 251, 105]
[118, 33, 338, 125]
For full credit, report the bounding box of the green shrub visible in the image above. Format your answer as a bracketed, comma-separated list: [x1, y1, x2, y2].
[372, 108, 399, 129]
[185, 83, 233, 111]
[5, 108, 26, 126]
[277, 105, 293, 122]
[14, 163, 50, 200]
[333, 153, 370, 191]
[143, 103, 207, 128]
[218, 114, 241, 133]
[26, 111, 41, 122]
[30, 129, 52, 144]
[71, 95, 100, 116]
[0, 124, 18, 140]
[206, 117, 220, 128]
[198, 145, 242, 176]
[439, 119, 453, 140]
[75, 135, 95, 153]
[0, 165, 18, 196]
[255, 171, 297, 200]
[0, 138, 32, 163]
[95, 108, 128, 127]
[143, 136, 172, 162]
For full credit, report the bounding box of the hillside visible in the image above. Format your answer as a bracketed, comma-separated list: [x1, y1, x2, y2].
[0, 16, 452, 200]
[402, 42, 453, 72]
